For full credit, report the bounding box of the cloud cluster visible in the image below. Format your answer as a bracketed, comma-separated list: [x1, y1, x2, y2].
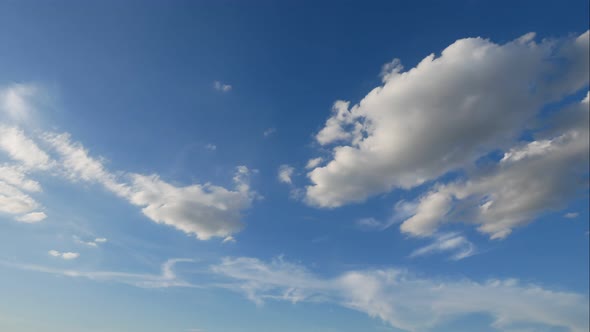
[400, 94, 589, 239]
[0, 84, 256, 240]
[0, 126, 48, 222]
[74, 235, 108, 247]
[212, 256, 589, 332]
[48, 250, 79, 260]
[305, 31, 589, 238]
[213, 81, 232, 92]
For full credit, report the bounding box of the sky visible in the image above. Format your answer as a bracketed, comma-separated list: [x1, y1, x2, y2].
[0, 1, 589, 331]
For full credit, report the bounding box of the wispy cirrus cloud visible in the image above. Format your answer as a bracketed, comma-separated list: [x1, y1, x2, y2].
[211, 256, 589, 332]
[409, 232, 476, 260]
[0, 258, 197, 288]
[0, 83, 258, 240]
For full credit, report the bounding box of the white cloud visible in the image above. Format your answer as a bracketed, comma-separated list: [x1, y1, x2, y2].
[0, 126, 52, 169]
[127, 167, 255, 240]
[564, 212, 579, 219]
[213, 81, 232, 92]
[277, 164, 295, 184]
[48, 250, 79, 260]
[306, 31, 589, 208]
[409, 233, 475, 260]
[0, 83, 38, 123]
[204, 143, 217, 151]
[211, 256, 589, 332]
[305, 157, 323, 170]
[42, 132, 130, 197]
[263, 127, 276, 137]
[0, 164, 41, 192]
[0, 163, 45, 222]
[0, 180, 40, 216]
[356, 217, 387, 231]
[74, 235, 107, 247]
[400, 94, 589, 239]
[1, 258, 196, 288]
[222, 236, 236, 244]
[15, 212, 47, 223]
[42, 131, 256, 240]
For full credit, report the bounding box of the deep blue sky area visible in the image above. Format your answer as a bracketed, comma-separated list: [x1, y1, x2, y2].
[0, 1, 588, 332]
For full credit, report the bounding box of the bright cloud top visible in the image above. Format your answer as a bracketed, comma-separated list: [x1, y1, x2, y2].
[305, 31, 589, 239]
[212, 256, 589, 332]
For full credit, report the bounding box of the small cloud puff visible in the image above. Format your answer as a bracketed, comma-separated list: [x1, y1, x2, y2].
[278, 165, 295, 184]
[213, 81, 232, 92]
[48, 250, 79, 260]
[263, 127, 276, 137]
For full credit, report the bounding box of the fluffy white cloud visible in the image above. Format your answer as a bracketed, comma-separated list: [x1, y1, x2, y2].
[277, 164, 295, 184]
[48, 250, 79, 260]
[400, 94, 589, 239]
[564, 212, 579, 219]
[212, 256, 589, 332]
[0, 180, 43, 220]
[15, 212, 47, 223]
[127, 168, 254, 240]
[41, 131, 256, 240]
[409, 232, 475, 260]
[307, 31, 589, 208]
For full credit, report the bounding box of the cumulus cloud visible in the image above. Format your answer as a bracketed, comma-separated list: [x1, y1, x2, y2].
[307, 31, 589, 208]
[212, 256, 589, 332]
[48, 250, 79, 260]
[204, 143, 216, 151]
[39, 130, 256, 240]
[15, 212, 47, 223]
[0, 163, 46, 222]
[213, 81, 232, 92]
[400, 94, 589, 239]
[277, 164, 295, 184]
[409, 233, 475, 260]
[0, 180, 42, 219]
[127, 168, 254, 240]
[564, 212, 579, 219]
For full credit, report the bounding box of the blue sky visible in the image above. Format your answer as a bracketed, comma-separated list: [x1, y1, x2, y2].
[0, 1, 589, 331]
